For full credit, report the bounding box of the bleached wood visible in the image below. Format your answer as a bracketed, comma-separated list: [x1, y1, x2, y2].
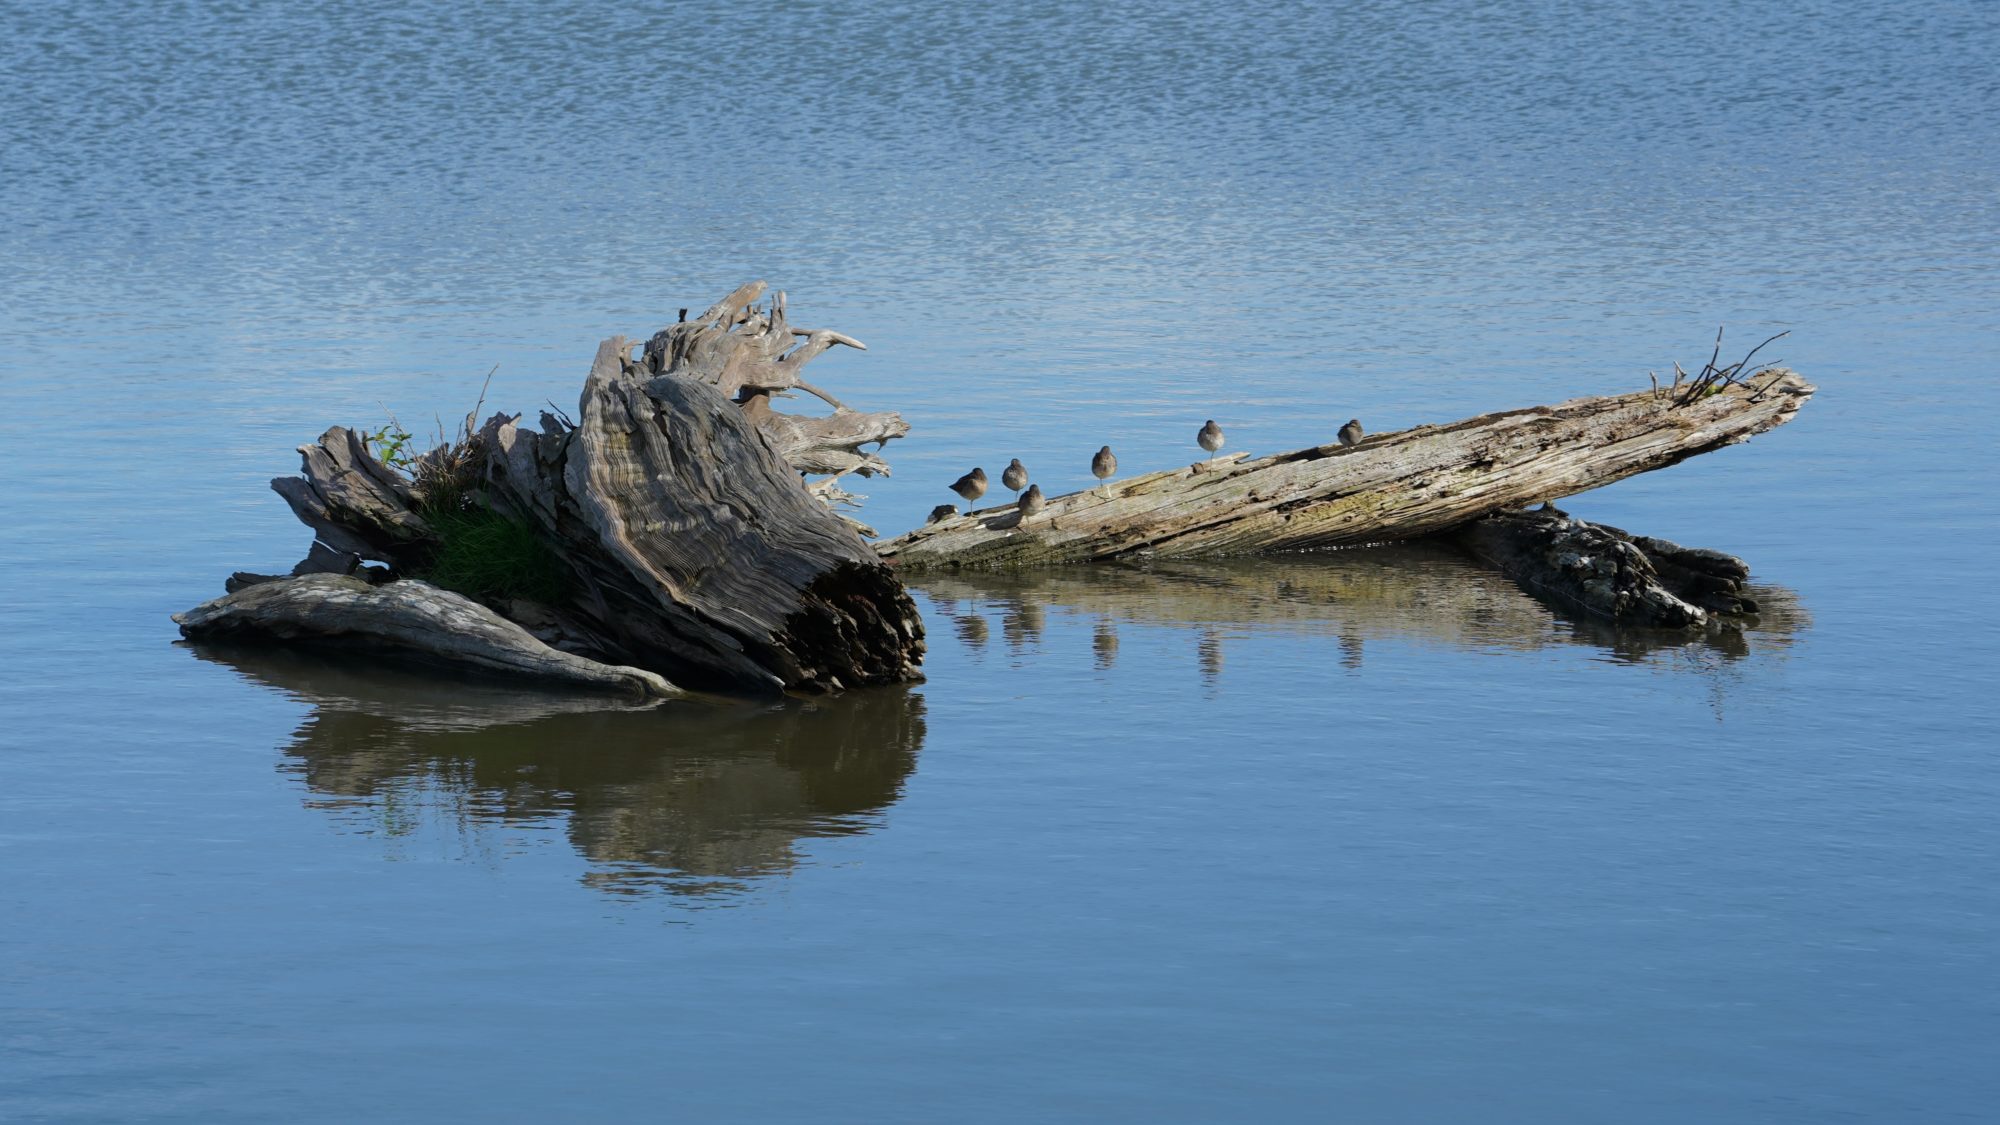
[174, 574, 679, 697]
[879, 370, 1814, 570]
[475, 339, 926, 693]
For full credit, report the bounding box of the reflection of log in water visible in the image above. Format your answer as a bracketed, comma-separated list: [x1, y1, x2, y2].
[911, 542, 1808, 670]
[184, 644, 924, 898]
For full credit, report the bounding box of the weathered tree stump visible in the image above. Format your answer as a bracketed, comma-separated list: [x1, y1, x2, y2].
[475, 338, 924, 693]
[184, 285, 927, 696]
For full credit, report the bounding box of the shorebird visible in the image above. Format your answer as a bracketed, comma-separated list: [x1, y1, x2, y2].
[926, 503, 959, 524]
[1197, 420, 1224, 462]
[949, 467, 987, 507]
[1001, 458, 1029, 500]
[1338, 419, 1364, 447]
[1017, 483, 1045, 521]
[1091, 445, 1117, 496]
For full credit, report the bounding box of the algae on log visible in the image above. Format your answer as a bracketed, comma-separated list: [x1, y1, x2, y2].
[879, 370, 1814, 570]
[174, 574, 678, 697]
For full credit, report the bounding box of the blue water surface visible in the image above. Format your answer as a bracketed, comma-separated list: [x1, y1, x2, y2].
[2, 1, 1997, 1121]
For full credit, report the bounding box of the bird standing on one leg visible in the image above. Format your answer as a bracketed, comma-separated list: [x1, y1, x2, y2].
[949, 467, 987, 507]
[1001, 458, 1028, 501]
[1338, 419, 1364, 447]
[1091, 445, 1117, 496]
[1197, 420, 1224, 462]
[1016, 483, 1045, 522]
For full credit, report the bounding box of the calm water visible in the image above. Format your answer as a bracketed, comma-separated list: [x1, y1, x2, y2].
[4, 1, 1998, 1120]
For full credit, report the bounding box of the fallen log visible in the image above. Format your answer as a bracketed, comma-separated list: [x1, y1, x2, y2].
[878, 369, 1814, 569]
[1449, 505, 1760, 629]
[174, 574, 679, 697]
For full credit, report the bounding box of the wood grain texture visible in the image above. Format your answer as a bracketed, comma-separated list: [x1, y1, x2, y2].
[270, 426, 431, 563]
[173, 574, 679, 697]
[477, 338, 926, 693]
[640, 281, 908, 515]
[879, 370, 1814, 570]
[241, 291, 928, 695]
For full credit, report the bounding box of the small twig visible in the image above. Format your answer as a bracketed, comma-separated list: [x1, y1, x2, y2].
[462, 363, 499, 439]
[1734, 330, 1789, 375]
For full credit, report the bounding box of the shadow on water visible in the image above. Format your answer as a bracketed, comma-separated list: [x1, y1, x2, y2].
[910, 541, 1810, 677]
[184, 644, 925, 901]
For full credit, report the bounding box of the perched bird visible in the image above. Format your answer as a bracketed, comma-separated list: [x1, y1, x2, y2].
[1017, 483, 1045, 521]
[949, 467, 987, 506]
[1197, 419, 1224, 461]
[1338, 419, 1364, 447]
[926, 503, 959, 524]
[1001, 458, 1029, 499]
[1091, 445, 1117, 496]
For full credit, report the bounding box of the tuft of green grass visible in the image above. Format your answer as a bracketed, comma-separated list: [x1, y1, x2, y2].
[419, 503, 573, 605]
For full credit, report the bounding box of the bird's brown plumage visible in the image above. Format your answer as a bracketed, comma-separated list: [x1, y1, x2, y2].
[949, 467, 987, 504]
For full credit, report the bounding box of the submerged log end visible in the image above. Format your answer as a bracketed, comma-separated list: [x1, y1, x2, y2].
[1449, 507, 1760, 629]
[174, 575, 680, 698]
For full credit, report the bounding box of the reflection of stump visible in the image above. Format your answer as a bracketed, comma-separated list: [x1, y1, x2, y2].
[188, 644, 925, 898]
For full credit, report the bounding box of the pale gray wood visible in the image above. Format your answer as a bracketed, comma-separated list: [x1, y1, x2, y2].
[237, 292, 930, 695]
[270, 426, 432, 565]
[174, 575, 679, 697]
[476, 338, 926, 693]
[639, 282, 908, 501]
[880, 370, 1814, 570]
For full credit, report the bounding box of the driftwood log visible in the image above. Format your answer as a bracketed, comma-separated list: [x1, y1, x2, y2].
[879, 369, 1814, 570]
[182, 290, 1813, 694]
[175, 574, 678, 697]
